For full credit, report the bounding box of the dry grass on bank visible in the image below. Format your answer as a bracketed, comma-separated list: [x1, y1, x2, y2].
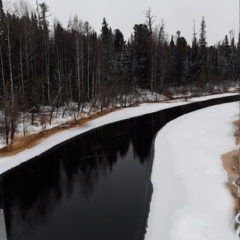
[0, 107, 123, 157]
[222, 120, 240, 212]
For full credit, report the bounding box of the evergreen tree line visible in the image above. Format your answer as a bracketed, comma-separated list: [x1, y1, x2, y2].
[0, 1, 239, 144]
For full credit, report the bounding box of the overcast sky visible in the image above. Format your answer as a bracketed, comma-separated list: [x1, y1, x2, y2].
[14, 0, 240, 45]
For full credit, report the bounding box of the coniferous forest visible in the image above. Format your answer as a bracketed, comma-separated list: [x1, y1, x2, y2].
[0, 0, 239, 145]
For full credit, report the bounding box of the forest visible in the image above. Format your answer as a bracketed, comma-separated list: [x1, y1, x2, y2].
[0, 0, 239, 146]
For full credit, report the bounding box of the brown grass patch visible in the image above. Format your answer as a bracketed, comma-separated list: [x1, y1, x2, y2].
[222, 119, 240, 214]
[222, 150, 239, 179]
[225, 181, 239, 212]
[222, 150, 240, 212]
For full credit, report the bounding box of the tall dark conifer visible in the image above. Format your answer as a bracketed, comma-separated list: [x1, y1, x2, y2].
[0, 0, 6, 101]
[100, 18, 113, 84]
[99, 18, 114, 108]
[187, 21, 199, 85]
[39, 2, 51, 103]
[198, 16, 208, 91]
[132, 24, 150, 89]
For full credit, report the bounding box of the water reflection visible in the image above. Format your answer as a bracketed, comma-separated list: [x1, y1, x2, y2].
[0, 95, 238, 240]
[0, 115, 159, 240]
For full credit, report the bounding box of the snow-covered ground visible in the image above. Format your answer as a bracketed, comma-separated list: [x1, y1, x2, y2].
[145, 101, 238, 240]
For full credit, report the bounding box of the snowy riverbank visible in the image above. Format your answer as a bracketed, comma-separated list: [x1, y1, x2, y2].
[145, 101, 238, 240]
[0, 93, 236, 174]
[0, 93, 238, 176]
[0, 93, 239, 239]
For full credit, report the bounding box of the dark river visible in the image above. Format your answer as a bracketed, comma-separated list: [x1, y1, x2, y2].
[0, 95, 238, 240]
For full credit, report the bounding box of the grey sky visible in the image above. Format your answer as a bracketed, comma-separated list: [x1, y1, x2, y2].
[14, 0, 240, 45]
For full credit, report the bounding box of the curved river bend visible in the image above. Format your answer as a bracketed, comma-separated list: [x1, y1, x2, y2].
[0, 95, 238, 240]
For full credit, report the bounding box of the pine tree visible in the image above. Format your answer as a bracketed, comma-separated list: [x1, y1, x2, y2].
[229, 33, 237, 81]
[198, 16, 208, 92]
[38, 2, 51, 103]
[113, 29, 125, 83]
[223, 35, 231, 81]
[208, 46, 219, 86]
[144, 8, 156, 93]
[186, 21, 199, 85]
[156, 20, 167, 90]
[132, 24, 150, 89]
[99, 18, 114, 108]
[199, 17, 207, 47]
[0, 0, 5, 35]
[0, 0, 6, 102]
[170, 31, 187, 87]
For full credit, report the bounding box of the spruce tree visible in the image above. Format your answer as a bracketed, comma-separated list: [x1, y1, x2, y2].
[224, 35, 231, 81]
[198, 16, 208, 92]
[0, 0, 5, 35]
[188, 21, 199, 85]
[132, 24, 150, 89]
[100, 18, 114, 107]
[0, 0, 6, 102]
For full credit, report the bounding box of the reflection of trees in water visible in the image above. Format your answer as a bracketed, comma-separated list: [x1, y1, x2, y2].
[0, 156, 63, 239]
[0, 111, 171, 240]
[131, 113, 171, 163]
[0, 119, 146, 239]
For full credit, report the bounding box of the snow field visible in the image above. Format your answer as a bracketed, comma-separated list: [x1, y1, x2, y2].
[145, 102, 238, 240]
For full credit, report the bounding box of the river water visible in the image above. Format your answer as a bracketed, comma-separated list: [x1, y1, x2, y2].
[0, 95, 238, 240]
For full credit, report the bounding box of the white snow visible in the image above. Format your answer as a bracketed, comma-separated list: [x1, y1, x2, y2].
[145, 101, 238, 240]
[0, 92, 239, 239]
